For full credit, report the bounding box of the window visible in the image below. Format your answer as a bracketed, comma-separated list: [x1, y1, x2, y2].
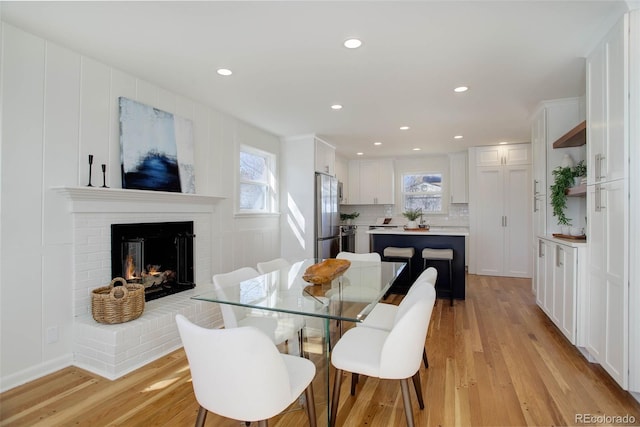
[402, 172, 443, 213]
[239, 145, 276, 213]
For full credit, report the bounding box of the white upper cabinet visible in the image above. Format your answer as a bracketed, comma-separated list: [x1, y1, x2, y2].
[347, 158, 394, 205]
[587, 14, 627, 185]
[475, 144, 531, 167]
[315, 138, 335, 176]
[449, 151, 468, 204]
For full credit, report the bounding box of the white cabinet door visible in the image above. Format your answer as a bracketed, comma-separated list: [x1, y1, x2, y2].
[355, 227, 369, 254]
[475, 145, 531, 167]
[315, 138, 335, 175]
[587, 15, 627, 185]
[473, 160, 532, 278]
[503, 165, 533, 277]
[553, 243, 577, 343]
[449, 151, 468, 203]
[535, 238, 550, 311]
[347, 160, 361, 204]
[587, 179, 628, 386]
[531, 109, 547, 197]
[474, 166, 505, 276]
[347, 159, 394, 205]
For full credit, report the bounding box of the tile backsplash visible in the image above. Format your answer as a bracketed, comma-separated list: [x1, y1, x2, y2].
[340, 203, 469, 227]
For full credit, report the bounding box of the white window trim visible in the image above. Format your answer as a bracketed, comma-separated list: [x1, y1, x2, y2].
[237, 144, 278, 215]
[401, 171, 444, 213]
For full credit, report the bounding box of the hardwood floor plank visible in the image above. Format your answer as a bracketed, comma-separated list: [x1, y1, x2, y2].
[2, 274, 640, 426]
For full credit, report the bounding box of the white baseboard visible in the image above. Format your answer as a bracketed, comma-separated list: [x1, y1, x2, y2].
[0, 354, 73, 393]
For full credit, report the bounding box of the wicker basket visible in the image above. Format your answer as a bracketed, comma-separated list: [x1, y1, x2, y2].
[91, 277, 145, 324]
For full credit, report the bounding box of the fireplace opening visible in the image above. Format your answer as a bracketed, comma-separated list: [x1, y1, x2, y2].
[111, 221, 195, 301]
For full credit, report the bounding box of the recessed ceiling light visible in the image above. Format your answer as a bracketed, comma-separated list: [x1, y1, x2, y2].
[454, 135, 463, 139]
[373, 142, 382, 146]
[331, 104, 343, 110]
[412, 148, 421, 151]
[454, 86, 468, 93]
[499, 141, 508, 145]
[344, 38, 362, 49]
[217, 68, 233, 76]
[400, 126, 410, 130]
[356, 152, 364, 156]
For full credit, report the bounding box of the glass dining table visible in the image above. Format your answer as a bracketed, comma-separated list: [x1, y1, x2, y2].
[192, 258, 406, 426]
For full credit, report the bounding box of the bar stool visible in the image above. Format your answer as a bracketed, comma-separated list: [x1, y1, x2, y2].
[382, 247, 415, 291]
[422, 248, 454, 306]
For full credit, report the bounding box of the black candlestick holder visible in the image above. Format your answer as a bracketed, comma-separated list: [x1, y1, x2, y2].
[87, 155, 93, 187]
[101, 164, 108, 188]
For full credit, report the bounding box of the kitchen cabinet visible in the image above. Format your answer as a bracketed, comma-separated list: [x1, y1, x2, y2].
[448, 151, 468, 203]
[586, 180, 627, 386]
[335, 155, 349, 203]
[474, 144, 530, 167]
[535, 237, 587, 346]
[584, 13, 631, 390]
[530, 98, 586, 239]
[469, 144, 532, 278]
[315, 138, 335, 176]
[347, 159, 394, 205]
[354, 226, 370, 253]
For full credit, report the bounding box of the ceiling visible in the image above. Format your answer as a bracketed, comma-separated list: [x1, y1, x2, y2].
[1, 1, 629, 159]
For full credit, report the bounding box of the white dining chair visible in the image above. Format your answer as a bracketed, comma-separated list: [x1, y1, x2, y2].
[330, 283, 436, 427]
[348, 267, 437, 396]
[257, 257, 291, 275]
[213, 267, 305, 355]
[175, 315, 317, 427]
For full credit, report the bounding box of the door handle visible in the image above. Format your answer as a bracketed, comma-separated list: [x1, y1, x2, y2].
[534, 180, 539, 195]
[556, 245, 562, 267]
[538, 240, 544, 258]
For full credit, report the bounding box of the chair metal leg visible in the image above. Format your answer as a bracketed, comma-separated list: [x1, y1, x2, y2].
[449, 259, 454, 306]
[330, 368, 343, 427]
[411, 372, 425, 410]
[195, 405, 207, 427]
[400, 378, 415, 427]
[350, 373, 359, 395]
[422, 347, 429, 368]
[257, 421, 268, 427]
[304, 382, 317, 427]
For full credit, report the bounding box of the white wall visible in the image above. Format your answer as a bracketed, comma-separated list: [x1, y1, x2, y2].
[0, 22, 281, 391]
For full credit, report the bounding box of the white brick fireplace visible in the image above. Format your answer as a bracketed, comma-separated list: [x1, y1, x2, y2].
[57, 187, 224, 380]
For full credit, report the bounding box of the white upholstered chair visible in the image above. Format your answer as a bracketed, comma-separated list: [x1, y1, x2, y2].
[213, 267, 305, 353]
[175, 315, 317, 427]
[330, 282, 436, 427]
[356, 267, 438, 372]
[257, 257, 291, 275]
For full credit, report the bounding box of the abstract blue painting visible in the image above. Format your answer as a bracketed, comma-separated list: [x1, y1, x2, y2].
[119, 97, 195, 193]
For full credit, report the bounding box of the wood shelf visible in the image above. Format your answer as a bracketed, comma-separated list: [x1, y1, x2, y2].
[565, 183, 586, 197]
[553, 120, 586, 148]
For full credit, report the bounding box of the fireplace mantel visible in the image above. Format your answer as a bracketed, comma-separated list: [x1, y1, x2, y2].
[53, 187, 224, 213]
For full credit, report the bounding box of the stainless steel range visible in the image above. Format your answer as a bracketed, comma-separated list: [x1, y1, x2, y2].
[340, 225, 357, 253]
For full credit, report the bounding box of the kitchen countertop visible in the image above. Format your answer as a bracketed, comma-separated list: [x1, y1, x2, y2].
[367, 227, 469, 236]
[538, 234, 587, 248]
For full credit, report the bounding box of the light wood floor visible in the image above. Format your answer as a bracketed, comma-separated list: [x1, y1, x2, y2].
[2, 274, 639, 426]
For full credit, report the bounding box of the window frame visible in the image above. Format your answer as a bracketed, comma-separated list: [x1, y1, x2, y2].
[237, 144, 277, 215]
[401, 171, 444, 214]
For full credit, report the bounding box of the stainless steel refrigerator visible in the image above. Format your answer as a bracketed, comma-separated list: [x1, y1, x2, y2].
[315, 172, 340, 259]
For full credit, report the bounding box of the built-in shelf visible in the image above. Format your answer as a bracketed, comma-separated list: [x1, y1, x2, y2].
[566, 184, 586, 197]
[553, 120, 587, 148]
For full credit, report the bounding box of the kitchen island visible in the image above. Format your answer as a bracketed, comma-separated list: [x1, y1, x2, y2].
[367, 227, 468, 299]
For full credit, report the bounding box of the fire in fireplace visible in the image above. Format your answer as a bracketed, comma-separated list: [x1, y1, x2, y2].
[111, 221, 195, 301]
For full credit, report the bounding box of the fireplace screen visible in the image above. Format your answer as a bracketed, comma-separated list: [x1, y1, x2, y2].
[111, 221, 195, 301]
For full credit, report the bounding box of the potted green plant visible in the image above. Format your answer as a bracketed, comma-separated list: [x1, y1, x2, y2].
[550, 166, 574, 231]
[340, 212, 359, 224]
[402, 208, 422, 229]
[572, 160, 587, 186]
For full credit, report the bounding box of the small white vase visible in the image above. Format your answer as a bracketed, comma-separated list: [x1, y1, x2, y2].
[407, 221, 417, 229]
